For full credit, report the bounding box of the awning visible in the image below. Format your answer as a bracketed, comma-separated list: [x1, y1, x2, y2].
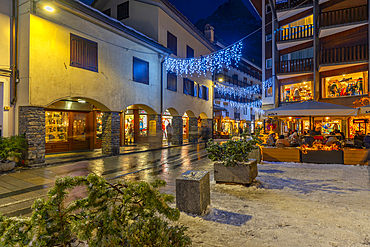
[265, 101, 358, 117]
[359, 104, 370, 115]
[214, 105, 227, 112]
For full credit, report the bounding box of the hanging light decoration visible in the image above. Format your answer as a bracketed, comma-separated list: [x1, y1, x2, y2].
[263, 77, 274, 89]
[214, 82, 261, 98]
[164, 41, 243, 76]
[229, 100, 262, 110]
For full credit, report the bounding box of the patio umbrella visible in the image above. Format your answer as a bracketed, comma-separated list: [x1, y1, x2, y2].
[265, 101, 358, 117]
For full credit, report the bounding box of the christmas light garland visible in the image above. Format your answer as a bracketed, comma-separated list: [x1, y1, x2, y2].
[164, 42, 243, 76]
[214, 82, 261, 98]
[229, 100, 262, 110]
[263, 77, 274, 89]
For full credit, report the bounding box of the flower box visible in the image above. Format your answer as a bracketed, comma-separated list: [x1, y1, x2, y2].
[214, 159, 258, 185]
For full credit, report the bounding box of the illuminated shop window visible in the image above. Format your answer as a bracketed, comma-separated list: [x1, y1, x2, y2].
[281, 81, 313, 102]
[45, 111, 69, 143]
[322, 71, 368, 98]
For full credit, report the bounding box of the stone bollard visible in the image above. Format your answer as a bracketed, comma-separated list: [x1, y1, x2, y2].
[176, 170, 210, 215]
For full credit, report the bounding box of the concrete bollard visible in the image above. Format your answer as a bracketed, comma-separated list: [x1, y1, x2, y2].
[176, 170, 210, 215]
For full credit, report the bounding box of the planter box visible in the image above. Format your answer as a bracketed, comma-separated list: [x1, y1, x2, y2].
[301, 150, 343, 164]
[343, 149, 369, 165]
[214, 159, 258, 185]
[0, 161, 15, 172]
[249, 146, 262, 164]
[262, 147, 301, 163]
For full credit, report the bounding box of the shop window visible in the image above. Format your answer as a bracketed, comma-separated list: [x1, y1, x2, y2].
[70, 34, 98, 72]
[281, 81, 313, 102]
[322, 71, 368, 98]
[133, 57, 149, 84]
[73, 113, 86, 141]
[139, 113, 147, 137]
[266, 58, 272, 69]
[265, 85, 273, 97]
[45, 111, 69, 143]
[167, 72, 177, 91]
[102, 8, 111, 16]
[183, 78, 195, 96]
[117, 1, 129, 20]
[186, 45, 194, 58]
[96, 112, 103, 141]
[167, 31, 177, 55]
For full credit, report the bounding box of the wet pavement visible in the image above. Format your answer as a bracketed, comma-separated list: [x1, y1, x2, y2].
[0, 143, 211, 217]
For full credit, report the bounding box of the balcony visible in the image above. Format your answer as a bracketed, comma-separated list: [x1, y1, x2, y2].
[319, 44, 369, 72]
[276, 0, 313, 21]
[276, 24, 314, 50]
[319, 5, 368, 38]
[230, 65, 262, 81]
[275, 58, 314, 79]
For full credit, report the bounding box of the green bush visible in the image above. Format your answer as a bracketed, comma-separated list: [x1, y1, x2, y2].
[0, 134, 27, 163]
[0, 174, 191, 247]
[206, 127, 262, 167]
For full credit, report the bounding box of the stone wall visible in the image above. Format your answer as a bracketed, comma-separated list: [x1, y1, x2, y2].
[188, 117, 198, 143]
[148, 114, 162, 149]
[102, 112, 120, 155]
[200, 118, 213, 141]
[19, 106, 45, 165]
[172, 116, 183, 146]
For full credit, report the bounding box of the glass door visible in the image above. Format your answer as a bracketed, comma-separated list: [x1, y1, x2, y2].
[72, 113, 89, 150]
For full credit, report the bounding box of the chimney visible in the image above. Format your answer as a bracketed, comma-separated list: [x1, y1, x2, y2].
[204, 24, 214, 43]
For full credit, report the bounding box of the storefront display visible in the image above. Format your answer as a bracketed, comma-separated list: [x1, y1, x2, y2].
[349, 116, 370, 138]
[162, 112, 172, 140]
[139, 114, 147, 137]
[125, 114, 134, 143]
[281, 81, 313, 102]
[321, 120, 341, 135]
[183, 113, 188, 140]
[73, 113, 86, 141]
[45, 111, 69, 143]
[323, 72, 368, 98]
[96, 112, 102, 140]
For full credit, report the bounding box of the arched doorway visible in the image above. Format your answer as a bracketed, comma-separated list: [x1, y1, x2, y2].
[162, 108, 180, 145]
[182, 110, 195, 141]
[122, 104, 157, 145]
[44, 97, 110, 153]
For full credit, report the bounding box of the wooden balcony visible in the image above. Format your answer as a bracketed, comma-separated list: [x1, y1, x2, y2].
[276, 24, 313, 42]
[275, 58, 314, 74]
[320, 44, 369, 65]
[276, 0, 313, 12]
[319, 5, 368, 28]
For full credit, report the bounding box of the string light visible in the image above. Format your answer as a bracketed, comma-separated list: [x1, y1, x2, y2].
[263, 77, 274, 89]
[164, 41, 243, 76]
[229, 100, 262, 110]
[214, 82, 261, 98]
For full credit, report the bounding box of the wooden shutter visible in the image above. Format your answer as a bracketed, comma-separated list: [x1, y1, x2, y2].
[194, 82, 197, 97]
[206, 86, 209, 101]
[198, 84, 202, 98]
[167, 72, 177, 91]
[86, 41, 98, 72]
[186, 45, 194, 58]
[183, 79, 188, 95]
[117, 1, 129, 20]
[167, 32, 177, 55]
[70, 34, 83, 68]
[133, 57, 149, 84]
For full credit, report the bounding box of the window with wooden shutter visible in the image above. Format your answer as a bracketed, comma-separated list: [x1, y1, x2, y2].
[198, 84, 202, 99]
[167, 31, 177, 55]
[194, 82, 197, 97]
[70, 34, 98, 72]
[167, 72, 177, 91]
[117, 1, 129, 20]
[133, 57, 149, 84]
[183, 78, 194, 96]
[186, 45, 194, 58]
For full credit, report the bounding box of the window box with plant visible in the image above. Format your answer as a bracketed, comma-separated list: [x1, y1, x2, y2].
[0, 134, 27, 172]
[206, 130, 262, 185]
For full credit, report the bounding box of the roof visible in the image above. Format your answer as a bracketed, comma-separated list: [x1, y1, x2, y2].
[57, 0, 172, 54]
[91, 0, 216, 52]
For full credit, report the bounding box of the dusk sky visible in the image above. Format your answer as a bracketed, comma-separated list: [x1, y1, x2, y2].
[80, 0, 260, 23]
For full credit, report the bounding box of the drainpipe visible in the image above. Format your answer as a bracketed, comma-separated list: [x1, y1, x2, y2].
[11, 0, 19, 106]
[160, 55, 165, 114]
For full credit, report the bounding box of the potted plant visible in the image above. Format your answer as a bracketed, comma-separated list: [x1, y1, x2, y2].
[0, 134, 27, 172]
[206, 131, 261, 185]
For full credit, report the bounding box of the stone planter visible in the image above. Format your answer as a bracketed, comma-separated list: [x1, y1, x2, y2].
[249, 146, 262, 164]
[214, 159, 258, 185]
[301, 150, 343, 164]
[0, 161, 16, 172]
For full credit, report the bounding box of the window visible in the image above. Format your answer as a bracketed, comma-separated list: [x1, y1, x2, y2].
[102, 8, 111, 16]
[183, 78, 196, 96]
[198, 85, 209, 100]
[266, 58, 272, 69]
[186, 45, 194, 58]
[70, 34, 98, 72]
[167, 72, 177, 91]
[266, 34, 272, 42]
[133, 57, 149, 84]
[167, 31, 177, 55]
[117, 1, 129, 20]
[281, 81, 313, 102]
[266, 4, 271, 13]
[322, 71, 368, 98]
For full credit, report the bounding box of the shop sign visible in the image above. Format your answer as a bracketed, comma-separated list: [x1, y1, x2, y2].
[353, 119, 369, 124]
[149, 120, 156, 136]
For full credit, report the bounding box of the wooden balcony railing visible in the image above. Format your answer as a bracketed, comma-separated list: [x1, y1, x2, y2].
[320, 44, 369, 64]
[276, 24, 313, 42]
[276, 0, 313, 11]
[320, 5, 368, 27]
[275, 58, 314, 74]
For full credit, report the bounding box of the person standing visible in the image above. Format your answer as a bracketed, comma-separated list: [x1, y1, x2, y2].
[166, 123, 174, 146]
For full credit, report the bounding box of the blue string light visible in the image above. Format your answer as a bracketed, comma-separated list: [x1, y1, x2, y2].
[229, 100, 262, 110]
[214, 82, 261, 98]
[263, 78, 274, 89]
[164, 41, 243, 76]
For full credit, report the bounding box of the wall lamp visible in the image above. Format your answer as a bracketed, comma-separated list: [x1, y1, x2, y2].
[36, 0, 60, 13]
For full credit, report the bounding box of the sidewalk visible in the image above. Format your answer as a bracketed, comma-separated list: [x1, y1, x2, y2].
[43, 140, 198, 166]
